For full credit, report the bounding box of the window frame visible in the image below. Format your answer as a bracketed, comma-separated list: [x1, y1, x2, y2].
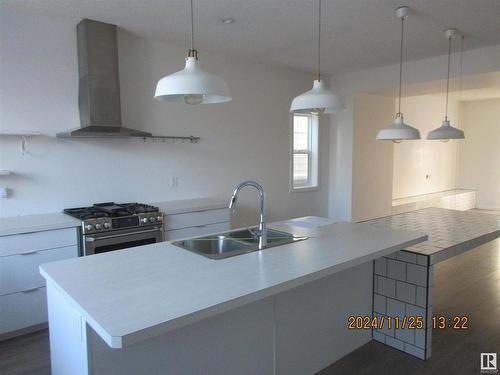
[290, 113, 320, 193]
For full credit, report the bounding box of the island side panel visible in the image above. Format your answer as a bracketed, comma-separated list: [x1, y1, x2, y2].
[372, 250, 433, 360]
[274, 261, 373, 375]
[86, 297, 275, 375]
[46, 282, 89, 375]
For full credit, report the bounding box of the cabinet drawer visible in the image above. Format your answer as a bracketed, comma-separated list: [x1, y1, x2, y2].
[0, 228, 78, 257]
[165, 222, 230, 241]
[164, 209, 230, 230]
[0, 245, 78, 296]
[0, 287, 47, 335]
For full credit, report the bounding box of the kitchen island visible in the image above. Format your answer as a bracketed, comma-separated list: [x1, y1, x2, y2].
[40, 218, 427, 375]
[365, 208, 500, 360]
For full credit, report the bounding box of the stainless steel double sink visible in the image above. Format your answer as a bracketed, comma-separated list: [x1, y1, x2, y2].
[172, 228, 308, 259]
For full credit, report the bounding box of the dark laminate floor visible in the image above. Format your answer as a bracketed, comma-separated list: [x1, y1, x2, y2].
[1, 238, 498, 375]
[319, 237, 500, 375]
[0, 329, 50, 375]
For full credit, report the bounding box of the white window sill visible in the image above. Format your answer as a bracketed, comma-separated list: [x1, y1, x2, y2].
[289, 186, 319, 193]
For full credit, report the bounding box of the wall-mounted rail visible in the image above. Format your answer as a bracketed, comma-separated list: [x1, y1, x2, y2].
[142, 135, 200, 144]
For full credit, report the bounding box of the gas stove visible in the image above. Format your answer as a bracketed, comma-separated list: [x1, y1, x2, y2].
[64, 202, 164, 256]
[64, 202, 163, 235]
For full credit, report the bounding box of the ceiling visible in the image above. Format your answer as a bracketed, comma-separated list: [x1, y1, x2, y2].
[3, 0, 500, 75]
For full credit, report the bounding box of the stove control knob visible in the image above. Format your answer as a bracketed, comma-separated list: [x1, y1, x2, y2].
[149, 217, 156, 223]
[157, 216, 162, 222]
[94, 223, 102, 230]
[85, 224, 93, 231]
[140, 217, 148, 224]
[103, 222, 111, 229]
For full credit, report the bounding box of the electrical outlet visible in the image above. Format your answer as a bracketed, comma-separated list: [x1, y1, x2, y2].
[0, 187, 8, 198]
[170, 177, 178, 188]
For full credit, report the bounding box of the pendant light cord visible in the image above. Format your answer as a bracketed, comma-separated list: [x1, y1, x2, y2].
[457, 35, 464, 127]
[190, 0, 194, 50]
[317, 0, 321, 81]
[458, 35, 464, 104]
[397, 16, 405, 117]
[444, 36, 452, 120]
[186, 0, 198, 58]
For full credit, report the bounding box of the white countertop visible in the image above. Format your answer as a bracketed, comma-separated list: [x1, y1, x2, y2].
[364, 208, 500, 264]
[40, 219, 426, 349]
[150, 198, 228, 216]
[0, 212, 81, 236]
[0, 198, 226, 236]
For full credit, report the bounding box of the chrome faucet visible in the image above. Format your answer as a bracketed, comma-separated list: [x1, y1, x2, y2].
[229, 181, 267, 249]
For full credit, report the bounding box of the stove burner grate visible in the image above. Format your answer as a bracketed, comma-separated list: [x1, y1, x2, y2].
[64, 202, 159, 220]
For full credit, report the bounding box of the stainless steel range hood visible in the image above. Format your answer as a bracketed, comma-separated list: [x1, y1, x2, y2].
[57, 19, 152, 138]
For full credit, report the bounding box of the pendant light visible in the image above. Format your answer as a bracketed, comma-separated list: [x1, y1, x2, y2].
[290, 0, 345, 115]
[427, 29, 465, 141]
[154, 0, 231, 104]
[377, 6, 420, 143]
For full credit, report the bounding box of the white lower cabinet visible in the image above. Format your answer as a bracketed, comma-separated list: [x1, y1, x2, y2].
[0, 287, 48, 335]
[0, 228, 78, 338]
[163, 208, 231, 241]
[0, 227, 77, 256]
[165, 222, 231, 241]
[0, 245, 77, 296]
[164, 209, 229, 231]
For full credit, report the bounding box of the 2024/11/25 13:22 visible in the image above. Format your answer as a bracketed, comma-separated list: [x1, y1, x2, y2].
[347, 315, 470, 330]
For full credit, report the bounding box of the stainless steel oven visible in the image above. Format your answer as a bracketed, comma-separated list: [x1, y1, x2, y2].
[82, 225, 163, 256]
[64, 202, 165, 256]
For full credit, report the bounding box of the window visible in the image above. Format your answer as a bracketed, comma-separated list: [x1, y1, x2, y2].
[291, 113, 319, 191]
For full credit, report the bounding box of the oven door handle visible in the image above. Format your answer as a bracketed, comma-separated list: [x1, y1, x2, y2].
[85, 228, 162, 242]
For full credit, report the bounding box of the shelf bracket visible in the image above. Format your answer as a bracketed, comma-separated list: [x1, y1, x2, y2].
[0, 131, 40, 155]
[21, 136, 28, 155]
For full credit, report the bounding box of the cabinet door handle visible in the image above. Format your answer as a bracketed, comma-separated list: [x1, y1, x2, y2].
[22, 287, 41, 293]
[195, 224, 207, 228]
[19, 251, 39, 256]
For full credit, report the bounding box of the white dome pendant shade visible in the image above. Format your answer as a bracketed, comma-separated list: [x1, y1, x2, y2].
[155, 55, 231, 104]
[290, 80, 345, 114]
[290, 0, 345, 115]
[376, 6, 421, 143]
[427, 119, 464, 140]
[377, 114, 420, 142]
[427, 30, 465, 141]
[154, 0, 231, 105]
[376, 114, 421, 143]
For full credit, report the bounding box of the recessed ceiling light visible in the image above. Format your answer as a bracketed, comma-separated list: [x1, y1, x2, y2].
[219, 17, 235, 25]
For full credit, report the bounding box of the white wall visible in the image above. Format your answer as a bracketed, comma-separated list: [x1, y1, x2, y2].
[392, 95, 460, 199]
[329, 43, 500, 221]
[351, 93, 394, 222]
[0, 7, 329, 226]
[458, 99, 500, 209]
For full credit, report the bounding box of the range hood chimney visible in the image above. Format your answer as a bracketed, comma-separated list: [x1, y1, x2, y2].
[57, 19, 152, 138]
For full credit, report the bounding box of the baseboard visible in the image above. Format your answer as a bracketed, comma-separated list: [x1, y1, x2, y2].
[0, 323, 47, 341]
[475, 206, 500, 211]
